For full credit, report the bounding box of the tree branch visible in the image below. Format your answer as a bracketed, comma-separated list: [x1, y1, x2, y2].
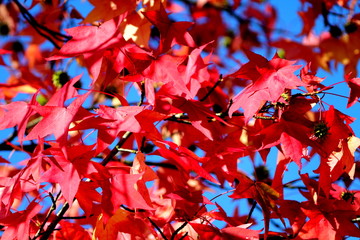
[100, 131, 133, 166]
[39, 202, 69, 240]
[35, 131, 133, 238]
[147, 217, 168, 240]
[61, 215, 93, 219]
[170, 221, 188, 240]
[245, 200, 257, 224]
[13, 0, 71, 49]
[200, 74, 223, 102]
[33, 192, 61, 239]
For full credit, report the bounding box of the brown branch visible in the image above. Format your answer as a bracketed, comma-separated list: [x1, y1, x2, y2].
[33, 192, 61, 239]
[39, 202, 69, 240]
[36, 130, 133, 238]
[99, 79, 145, 165]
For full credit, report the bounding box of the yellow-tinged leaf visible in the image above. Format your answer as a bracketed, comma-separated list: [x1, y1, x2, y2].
[328, 136, 360, 181]
[0, 75, 38, 100]
[25, 44, 43, 69]
[83, 0, 136, 23]
[120, 10, 152, 48]
[93, 209, 130, 240]
[345, 136, 360, 179]
[257, 182, 280, 200]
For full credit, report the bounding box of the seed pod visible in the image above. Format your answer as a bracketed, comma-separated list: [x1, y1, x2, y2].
[0, 22, 9, 36]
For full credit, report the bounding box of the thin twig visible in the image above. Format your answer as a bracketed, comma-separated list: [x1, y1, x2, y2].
[178, 232, 189, 240]
[140, 136, 147, 153]
[245, 201, 257, 224]
[100, 131, 133, 166]
[253, 116, 276, 120]
[170, 189, 235, 239]
[200, 74, 223, 102]
[116, 147, 138, 154]
[20, 12, 61, 49]
[35, 131, 133, 238]
[61, 215, 93, 219]
[33, 192, 61, 239]
[99, 80, 145, 165]
[170, 221, 188, 240]
[13, 0, 71, 49]
[13, 0, 71, 40]
[147, 217, 168, 240]
[39, 202, 69, 240]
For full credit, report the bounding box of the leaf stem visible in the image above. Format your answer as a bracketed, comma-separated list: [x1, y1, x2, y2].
[200, 74, 223, 102]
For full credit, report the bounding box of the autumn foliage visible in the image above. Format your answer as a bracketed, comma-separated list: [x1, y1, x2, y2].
[1, 0, 360, 239]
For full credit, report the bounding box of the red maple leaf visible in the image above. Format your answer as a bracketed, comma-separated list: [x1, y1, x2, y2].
[345, 74, 360, 108]
[47, 15, 127, 80]
[0, 201, 42, 240]
[25, 92, 91, 144]
[275, 200, 307, 236]
[190, 222, 261, 240]
[94, 208, 150, 239]
[311, 105, 353, 158]
[0, 93, 39, 143]
[75, 181, 102, 216]
[254, 97, 316, 166]
[40, 144, 97, 205]
[142, 4, 195, 54]
[101, 172, 154, 219]
[315, 136, 359, 198]
[153, 140, 219, 184]
[170, 96, 230, 140]
[143, 54, 192, 98]
[228, 52, 305, 120]
[93, 105, 164, 153]
[300, 62, 326, 92]
[229, 172, 282, 238]
[55, 221, 91, 240]
[299, 199, 360, 240]
[296, 173, 360, 239]
[46, 75, 81, 107]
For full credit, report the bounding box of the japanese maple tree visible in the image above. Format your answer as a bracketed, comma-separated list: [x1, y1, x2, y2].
[1, 0, 360, 239]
